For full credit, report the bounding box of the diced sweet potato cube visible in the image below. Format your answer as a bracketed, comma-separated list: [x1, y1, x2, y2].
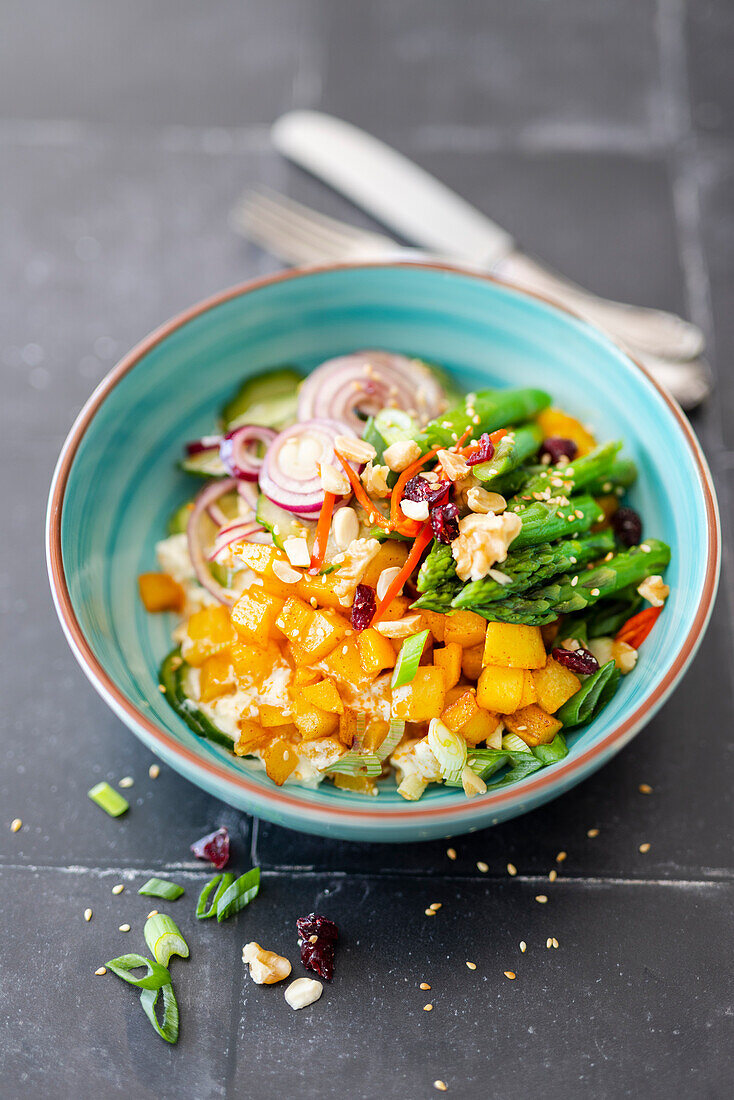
[363, 719, 391, 753]
[323, 639, 376, 687]
[182, 604, 237, 666]
[293, 667, 321, 687]
[275, 596, 314, 645]
[482, 622, 546, 669]
[532, 657, 581, 714]
[357, 627, 396, 677]
[231, 588, 284, 646]
[337, 708, 359, 747]
[199, 652, 235, 702]
[504, 704, 562, 747]
[380, 595, 411, 621]
[258, 703, 293, 728]
[286, 642, 316, 667]
[230, 642, 280, 686]
[333, 774, 377, 795]
[434, 642, 462, 689]
[517, 670, 538, 708]
[444, 610, 487, 648]
[302, 677, 344, 715]
[441, 689, 479, 731]
[293, 699, 339, 740]
[443, 684, 469, 710]
[138, 572, 185, 613]
[262, 738, 299, 785]
[234, 718, 269, 756]
[459, 707, 502, 747]
[391, 666, 446, 723]
[419, 609, 445, 643]
[301, 608, 350, 661]
[477, 665, 526, 714]
[237, 545, 296, 599]
[295, 571, 346, 611]
[536, 408, 596, 456]
[461, 644, 484, 681]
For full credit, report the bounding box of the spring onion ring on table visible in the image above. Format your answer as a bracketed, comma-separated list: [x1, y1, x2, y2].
[139, 352, 672, 800]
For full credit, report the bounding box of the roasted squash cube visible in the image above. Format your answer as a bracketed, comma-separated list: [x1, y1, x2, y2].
[292, 698, 339, 740]
[477, 665, 526, 714]
[199, 652, 235, 702]
[301, 608, 350, 661]
[234, 718, 269, 756]
[333, 774, 378, 795]
[532, 657, 581, 714]
[276, 596, 314, 646]
[323, 639, 376, 687]
[357, 627, 396, 677]
[138, 572, 185, 613]
[536, 408, 596, 456]
[459, 707, 502, 747]
[419, 609, 445, 643]
[518, 670, 538, 708]
[230, 642, 280, 686]
[231, 587, 284, 646]
[391, 667, 446, 723]
[541, 619, 562, 648]
[482, 622, 546, 669]
[258, 703, 293, 728]
[182, 604, 237, 666]
[363, 719, 391, 754]
[441, 688, 479, 732]
[504, 704, 562, 747]
[237, 544, 297, 599]
[295, 571, 346, 611]
[302, 677, 344, 715]
[293, 666, 321, 687]
[362, 541, 409, 588]
[262, 738, 299, 785]
[380, 595, 411, 621]
[444, 610, 487, 648]
[434, 642, 462, 690]
[461, 644, 485, 681]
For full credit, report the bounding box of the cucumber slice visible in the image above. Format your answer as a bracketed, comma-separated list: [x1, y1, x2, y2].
[167, 502, 192, 536]
[179, 449, 227, 478]
[256, 495, 312, 551]
[222, 367, 303, 430]
[373, 408, 419, 447]
[159, 648, 233, 750]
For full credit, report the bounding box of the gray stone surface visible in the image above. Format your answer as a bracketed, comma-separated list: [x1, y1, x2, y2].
[0, 2, 732, 1098]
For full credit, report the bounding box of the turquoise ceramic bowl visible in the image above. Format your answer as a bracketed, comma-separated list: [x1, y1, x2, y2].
[47, 263, 720, 842]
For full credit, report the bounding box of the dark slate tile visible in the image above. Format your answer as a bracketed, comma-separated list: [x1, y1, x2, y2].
[316, 0, 664, 143]
[0, 0, 317, 127]
[231, 873, 733, 1100]
[686, 0, 734, 138]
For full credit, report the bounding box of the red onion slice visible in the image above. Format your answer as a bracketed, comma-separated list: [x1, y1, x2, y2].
[297, 351, 446, 433]
[219, 424, 277, 482]
[259, 418, 358, 515]
[207, 519, 270, 560]
[186, 479, 240, 606]
[185, 434, 222, 456]
[236, 480, 259, 511]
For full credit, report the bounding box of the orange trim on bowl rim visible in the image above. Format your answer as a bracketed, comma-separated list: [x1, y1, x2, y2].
[45, 261, 721, 824]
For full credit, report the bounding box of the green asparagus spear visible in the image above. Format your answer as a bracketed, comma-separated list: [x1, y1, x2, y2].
[511, 441, 621, 503]
[452, 530, 615, 609]
[510, 495, 605, 549]
[412, 587, 459, 613]
[416, 541, 459, 593]
[583, 458, 638, 497]
[471, 423, 543, 484]
[417, 388, 551, 450]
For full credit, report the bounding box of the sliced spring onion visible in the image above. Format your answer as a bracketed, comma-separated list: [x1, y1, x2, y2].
[87, 781, 129, 817]
[216, 867, 261, 922]
[323, 752, 382, 777]
[374, 407, 420, 447]
[376, 719, 405, 762]
[195, 873, 234, 919]
[105, 953, 171, 990]
[140, 983, 179, 1044]
[556, 659, 620, 728]
[144, 914, 189, 967]
[531, 733, 568, 766]
[501, 732, 534, 754]
[391, 629, 430, 689]
[138, 877, 184, 901]
[427, 718, 467, 782]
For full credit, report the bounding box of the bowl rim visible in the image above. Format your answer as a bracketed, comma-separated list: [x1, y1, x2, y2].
[46, 260, 721, 826]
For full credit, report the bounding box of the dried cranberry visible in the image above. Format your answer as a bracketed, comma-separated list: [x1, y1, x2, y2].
[430, 501, 460, 544]
[466, 432, 495, 467]
[552, 646, 600, 675]
[297, 913, 338, 980]
[402, 474, 449, 507]
[612, 506, 642, 547]
[352, 584, 376, 631]
[191, 826, 230, 869]
[541, 436, 578, 464]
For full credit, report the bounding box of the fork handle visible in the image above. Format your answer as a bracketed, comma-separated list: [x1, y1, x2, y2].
[493, 250, 705, 362]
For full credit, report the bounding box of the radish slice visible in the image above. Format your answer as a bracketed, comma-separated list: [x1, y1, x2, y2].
[297, 351, 446, 433]
[219, 424, 277, 482]
[259, 418, 358, 516]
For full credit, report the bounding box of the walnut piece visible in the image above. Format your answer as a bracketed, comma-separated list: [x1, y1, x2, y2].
[360, 462, 392, 497]
[451, 511, 523, 582]
[242, 942, 292, 985]
[331, 537, 382, 605]
[637, 574, 669, 608]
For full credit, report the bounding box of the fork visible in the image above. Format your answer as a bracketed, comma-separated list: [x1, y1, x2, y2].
[232, 188, 712, 410]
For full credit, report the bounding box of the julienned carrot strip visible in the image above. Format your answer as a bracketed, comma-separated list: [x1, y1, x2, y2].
[370, 523, 434, 628]
[390, 446, 443, 534]
[336, 454, 391, 530]
[309, 492, 337, 572]
[615, 606, 663, 648]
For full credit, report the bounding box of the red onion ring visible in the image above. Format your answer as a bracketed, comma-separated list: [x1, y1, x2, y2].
[236, 481, 259, 511]
[185, 434, 222, 456]
[207, 519, 270, 560]
[297, 351, 446, 433]
[219, 424, 277, 482]
[259, 418, 358, 515]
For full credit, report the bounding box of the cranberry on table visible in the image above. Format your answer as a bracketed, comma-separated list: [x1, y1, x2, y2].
[552, 646, 600, 675]
[351, 584, 376, 630]
[297, 913, 339, 980]
[540, 436, 578, 464]
[190, 826, 230, 869]
[430, 501, 460, 544]
[612, 506, 642, 547]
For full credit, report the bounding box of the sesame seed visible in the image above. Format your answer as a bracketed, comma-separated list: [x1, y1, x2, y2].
[549, 869, 557, 882]
[118, 924, 131, 933]
[429, 902, 442, 911]
[590, 588, 600, 597]
[10, 818, 22, 833]
[587, 828, 599, 838]
[546, 937, 553, 949]
[476, 861, 489, 873]
[434, 1082, 448, 1093]
[95, 967, 107, 976]
[158, 684, 166, 693]
[535, 895, 548, 904]
[420, 982, 431, 990]
[112, 884, 124, 895]
[423, 1003, 433, 1011]
[425, 908, 436, 917]
[118, 776, 134, 789]
[84, 908, 93, 922]
[506, 862, 517, 876]
[556, 851, 567, 862]
[640, 543, 651, 553]
[639, 842, 651, 853]
[571, 576, 578, 587]
[552, 938, 559, 949]
[148, 764, 160, 779]
[504, 971, 516, 980]
[639, 783, 653, 794]
[446, 847, 457, 860]
[147, 909, 159, 919]
[466, 961, 477, 970]
[519, 941, 527, 953]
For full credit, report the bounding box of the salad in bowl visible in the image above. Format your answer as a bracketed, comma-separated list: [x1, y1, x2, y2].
[139, 349, 671, 801]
